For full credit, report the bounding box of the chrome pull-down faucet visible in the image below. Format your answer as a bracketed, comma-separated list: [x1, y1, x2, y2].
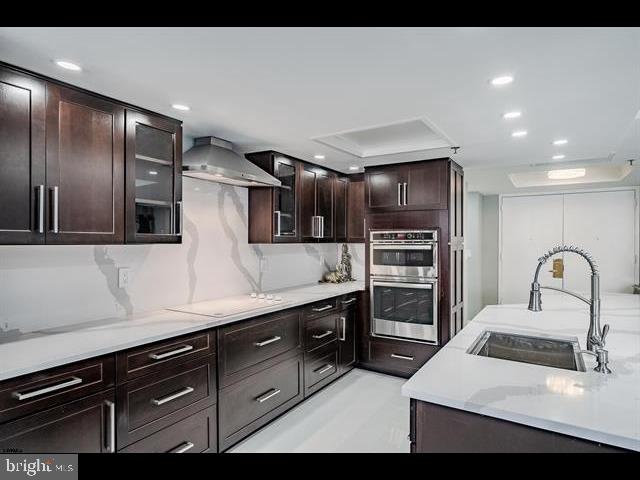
[527, 245, 612, 374]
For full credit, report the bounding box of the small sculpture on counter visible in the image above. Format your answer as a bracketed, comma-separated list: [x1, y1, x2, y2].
[320, 244, 355, 283]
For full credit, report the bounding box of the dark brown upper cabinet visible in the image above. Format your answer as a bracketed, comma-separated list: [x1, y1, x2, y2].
[346, 174, 365, 243]
[0, 62, 182, 246]
[301, 165, 334, 242]
[246, 151, 301, 243]
[45, 84, 125, 244]
[334, 177, 348, 243]
[0, 66, 46, 245]
[366, 159, 449, 212]
[125, 110, 182, 244]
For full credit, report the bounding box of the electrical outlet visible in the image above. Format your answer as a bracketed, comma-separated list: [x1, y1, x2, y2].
[118, 267, 130, 288]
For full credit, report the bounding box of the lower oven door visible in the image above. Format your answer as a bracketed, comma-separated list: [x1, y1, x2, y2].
[371, 278, 438, 344]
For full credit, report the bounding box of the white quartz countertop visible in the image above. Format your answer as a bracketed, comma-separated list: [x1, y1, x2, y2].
[0, 281, 364, 382]
[401, 293, 640, 451]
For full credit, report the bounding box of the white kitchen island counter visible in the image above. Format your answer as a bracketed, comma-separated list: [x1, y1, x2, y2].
[401, 293, 640, 451]
[0, 281, 364, 382]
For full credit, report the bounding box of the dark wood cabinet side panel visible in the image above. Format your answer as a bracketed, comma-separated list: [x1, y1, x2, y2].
[412, 400, 627, 453]
[334, 177, 348, 242]
[0, 67, 46, 244]
[248, 187, 273, 243]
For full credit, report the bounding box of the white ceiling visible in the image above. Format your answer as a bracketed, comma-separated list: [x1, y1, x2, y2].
[1, 27, 639, 184]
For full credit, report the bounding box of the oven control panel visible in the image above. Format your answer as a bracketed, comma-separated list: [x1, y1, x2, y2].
[370, 230, 437, 242]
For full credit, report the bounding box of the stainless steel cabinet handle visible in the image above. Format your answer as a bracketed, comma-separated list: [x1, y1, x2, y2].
[315, 364, 333, 375]
[275, 210, 282, 236]
[36, 185, 45, 233]
[50, 186, 59, 233]
[175, 201, 183, 236]
[152, 386, 194, 406]
[105, 400, 115, 453]
[312, 330, 333, 339]
[320, 216, 324, 238]
[341, 297, 356, 305]
[403, 182, 408, 205]
[169, 441, 195, 453]
[256, 388, 281, 403]
[397, 183, 402, 206]
[254, 336, 282, 347]
[339, 316, 346, 341]
[312, 304, 333, 312]
[12, 376, 83, 401]
[391, 353, 414, 361]
[149, 344, 194, 360]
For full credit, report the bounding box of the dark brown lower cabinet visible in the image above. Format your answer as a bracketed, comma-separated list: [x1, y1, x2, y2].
[410, 400, 627, 453]
[304, 342, 339, 397]
[337, 307, 356, 375]
[0, 390, 115, 453]
[119, 405, 216, 453]
[361, 338, 439, 378]
[218, 354, 304, 451]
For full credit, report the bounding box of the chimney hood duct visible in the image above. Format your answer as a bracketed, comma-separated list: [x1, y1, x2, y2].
[182, 137, 281, 187]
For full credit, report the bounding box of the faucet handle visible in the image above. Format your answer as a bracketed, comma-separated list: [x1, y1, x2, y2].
[601, 324, 610, 345]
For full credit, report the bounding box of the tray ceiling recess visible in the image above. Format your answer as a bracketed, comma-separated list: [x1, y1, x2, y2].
[313, 118, 456, 158]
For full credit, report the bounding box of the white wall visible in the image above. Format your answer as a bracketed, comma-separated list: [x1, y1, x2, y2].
[0, 175, 365, 335]
[481, 195, 499, 308]
[465, 192, 483, 320]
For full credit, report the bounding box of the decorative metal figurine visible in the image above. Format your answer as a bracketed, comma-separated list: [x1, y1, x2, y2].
[321, 244, 354, 283]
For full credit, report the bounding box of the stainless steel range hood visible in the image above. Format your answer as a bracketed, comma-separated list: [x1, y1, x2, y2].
[182, 137, 281, 187]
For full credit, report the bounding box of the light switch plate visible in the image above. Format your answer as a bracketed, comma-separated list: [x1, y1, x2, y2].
[118, 268, 130, 288]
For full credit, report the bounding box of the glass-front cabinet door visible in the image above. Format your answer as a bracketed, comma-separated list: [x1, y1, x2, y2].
[371, 279, 439, 344]
[272, 155, 298, 241]
[125, 110, 182, 243]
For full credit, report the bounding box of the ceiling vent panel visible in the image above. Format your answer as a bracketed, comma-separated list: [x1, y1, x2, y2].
[313, 118, 455, 158]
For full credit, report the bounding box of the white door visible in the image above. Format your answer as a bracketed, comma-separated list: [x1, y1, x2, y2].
[563, 190, 638, 294]
[500, 194, 564, 304]
[500, 189, 639, 304]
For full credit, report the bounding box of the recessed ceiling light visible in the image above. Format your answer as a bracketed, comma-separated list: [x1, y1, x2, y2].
[548, 168, 585, 180]
[490, 75, 513, 86]
[148, 170, 158, 175]
[512, 130, 528, 137]
[553, 139, 568, 146]
[55, 60, 82, 71]
[349, 166, 359, 171]
[503, 111, 521, 119]
[171, 104, 190, 111]
[314, 154, 325, 160]
[552, 154, 566, 160]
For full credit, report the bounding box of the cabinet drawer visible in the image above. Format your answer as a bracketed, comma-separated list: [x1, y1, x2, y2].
[337, 293, 359, 311]
[0, 390, 115, 453]
[302, 298, 338, 320]
[119, 405, 216, 453]
[218, 310, 301, 387]
[367, 339, 438, 377]
[218, 354, 303, 451]
[116, 354, 216, 448]
[0, 355, 115, 424]
[116, 330, 214, 383]
[304, 342, 339, 397]
[304, 314, 339, 353]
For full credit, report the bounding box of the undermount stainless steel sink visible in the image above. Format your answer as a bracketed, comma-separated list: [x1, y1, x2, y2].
[467, 330, 586, 372]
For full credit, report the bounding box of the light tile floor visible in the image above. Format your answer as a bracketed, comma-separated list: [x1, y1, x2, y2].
[229, 368, 409, 453]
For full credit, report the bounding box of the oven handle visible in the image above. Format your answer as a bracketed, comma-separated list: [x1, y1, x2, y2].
[371, 280, 435, 289]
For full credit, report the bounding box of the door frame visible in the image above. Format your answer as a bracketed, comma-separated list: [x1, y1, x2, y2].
[498, 186, 639, 303]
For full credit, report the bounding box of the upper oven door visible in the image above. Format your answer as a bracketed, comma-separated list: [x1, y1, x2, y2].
[370, 244, 437, 278]
[370, 278, 438, 344]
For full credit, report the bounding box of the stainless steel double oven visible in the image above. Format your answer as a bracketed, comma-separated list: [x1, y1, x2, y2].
[370, 230, 439, 344]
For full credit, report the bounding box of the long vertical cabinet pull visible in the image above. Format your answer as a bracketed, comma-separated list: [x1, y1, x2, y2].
[339, 316, 346, 341]
[105, 400, 115, 453]
[36, 185, 45, 233]
[275, 210, 282, 236]
[397, 183, 402, 206]
[175, 201, 183, 236]
[403, 182, 408, 206]
[50, 186, 59, 233]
